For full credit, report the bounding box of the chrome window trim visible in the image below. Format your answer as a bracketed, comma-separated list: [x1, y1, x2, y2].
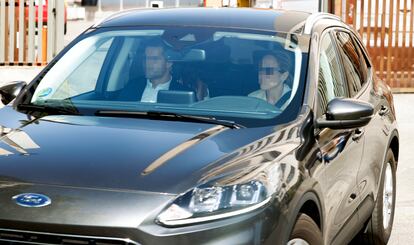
[304, 13, 341, 35]
[157, 196, 272, 226]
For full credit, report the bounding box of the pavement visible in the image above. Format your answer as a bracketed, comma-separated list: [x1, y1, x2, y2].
[0, 66, 44, 84]
[64, 12, 115, 46]
[388, 94, 414, 244]
[0, 15, 113, 85]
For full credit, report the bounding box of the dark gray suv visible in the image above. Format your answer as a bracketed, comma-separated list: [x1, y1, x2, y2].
[0, 8, 398, 245]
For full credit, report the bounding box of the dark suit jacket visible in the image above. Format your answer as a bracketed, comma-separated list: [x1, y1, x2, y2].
[118, 77, 191, 101]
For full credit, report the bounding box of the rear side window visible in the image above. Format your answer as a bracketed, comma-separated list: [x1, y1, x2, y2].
[351, 34, 370, 80]
[317, 33, 348, 117]
[334, 31, 367, 97]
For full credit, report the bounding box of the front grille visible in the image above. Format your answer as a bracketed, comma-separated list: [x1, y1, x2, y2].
[0, 228, 139, 245]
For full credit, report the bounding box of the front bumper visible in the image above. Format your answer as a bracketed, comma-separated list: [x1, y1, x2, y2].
[0, 183, 289, 245]
[0, 206, 287, 245]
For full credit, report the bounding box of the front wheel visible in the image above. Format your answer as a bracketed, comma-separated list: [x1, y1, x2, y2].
[287, 213, 323, 245]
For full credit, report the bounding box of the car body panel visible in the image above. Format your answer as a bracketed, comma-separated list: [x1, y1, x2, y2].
[0, 183, 173, 228]
[0, 111, 277, 194]
[0, 110, 306, 245]
[0, 8, 399, 245]
[355, 77, 398, 224]
[305, 19, 398, 244]
[97, 8, 310, 33]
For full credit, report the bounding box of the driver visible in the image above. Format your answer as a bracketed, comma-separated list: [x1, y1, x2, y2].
[248, 51, 292, 109]
[121, 39, 190, 102]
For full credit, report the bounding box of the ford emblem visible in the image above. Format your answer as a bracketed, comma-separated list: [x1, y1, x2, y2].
[12, 193, 51, 208]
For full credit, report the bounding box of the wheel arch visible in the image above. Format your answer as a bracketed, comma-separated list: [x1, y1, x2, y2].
[389, 132, 399, 164]
[299, 199, 322, 229]
[291, 191, 324, 233]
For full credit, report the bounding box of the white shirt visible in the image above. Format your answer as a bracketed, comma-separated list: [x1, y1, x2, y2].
[140, 79, 171, 103]
[248, 84, 292, 110]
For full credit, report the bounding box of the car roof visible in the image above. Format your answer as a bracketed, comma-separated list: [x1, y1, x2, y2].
[95, 8, 312, 33]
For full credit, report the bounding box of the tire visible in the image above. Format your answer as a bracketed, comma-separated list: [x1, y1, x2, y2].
[356, 149, 397, 244]
[287, 213, 323, 245]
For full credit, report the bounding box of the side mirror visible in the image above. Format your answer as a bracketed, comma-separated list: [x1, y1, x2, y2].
[316, 98, 374, 129]
[0, 81, 26, 105]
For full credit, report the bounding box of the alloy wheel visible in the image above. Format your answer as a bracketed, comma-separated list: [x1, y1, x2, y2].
[382, 161, 394, 230]
[287, 238, 310, 245]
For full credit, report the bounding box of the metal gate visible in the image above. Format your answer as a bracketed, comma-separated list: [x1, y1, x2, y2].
[0, 0, 65, 66]
[332, 0, 414, 91]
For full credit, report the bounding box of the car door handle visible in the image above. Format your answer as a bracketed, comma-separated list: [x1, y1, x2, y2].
[379, 105, 389, 116]
[352, 128, 364, 141]
[348, 193, 357, 203]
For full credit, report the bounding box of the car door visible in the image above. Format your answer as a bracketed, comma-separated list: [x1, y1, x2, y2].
[333, 29, 391, 224]
[314, 30, 365, 245]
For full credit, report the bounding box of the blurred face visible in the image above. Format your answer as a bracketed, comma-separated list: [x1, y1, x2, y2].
[144, 46, 171, 80]
[258, 55, 288, 90]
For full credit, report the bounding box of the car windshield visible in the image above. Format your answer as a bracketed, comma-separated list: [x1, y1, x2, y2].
[24, 26, 310, 127]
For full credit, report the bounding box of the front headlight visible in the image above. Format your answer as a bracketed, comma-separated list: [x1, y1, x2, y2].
[157, 165, 282, 226]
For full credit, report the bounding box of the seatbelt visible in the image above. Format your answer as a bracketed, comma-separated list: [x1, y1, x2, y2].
[275, 91, 291, 108]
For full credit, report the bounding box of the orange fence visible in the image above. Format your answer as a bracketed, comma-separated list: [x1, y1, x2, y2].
[332, 0, 414, 91]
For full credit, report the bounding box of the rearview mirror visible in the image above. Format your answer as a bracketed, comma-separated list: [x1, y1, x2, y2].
[167, 49, 206, 62]
[183, 49, 205, 61]
[316, 98, 374, 129]
[0, 81, 26, 105]
[81, 0, 98, 6]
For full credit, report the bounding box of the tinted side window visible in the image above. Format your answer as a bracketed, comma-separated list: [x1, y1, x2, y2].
[334, 31, 367, 96]
[317, 33, 348, 117]
[351, 34, 370, 81]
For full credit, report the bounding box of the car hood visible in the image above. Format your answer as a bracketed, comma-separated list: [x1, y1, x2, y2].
[0, 107, 275, 195]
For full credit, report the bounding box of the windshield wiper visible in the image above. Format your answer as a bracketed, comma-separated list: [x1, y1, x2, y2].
[17, 103, 80, 116]
[95, 110, 244, 129]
